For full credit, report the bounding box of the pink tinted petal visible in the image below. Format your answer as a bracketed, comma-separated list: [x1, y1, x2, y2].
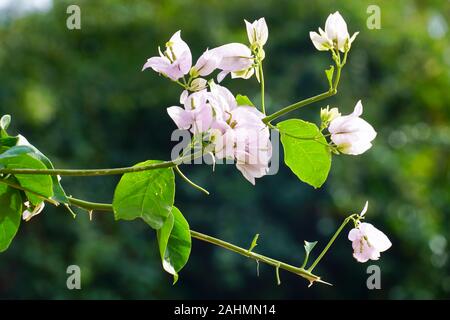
[167, 106, 192, 129]
[142, 56, 170, 72]
[363, 223, 392, 252]
[352, 100, 363, 117]
[195, 50, 220, 76]
[217, 70, 229, 83]
[180, 90, 189, 104]
[348, 228, 361, 241]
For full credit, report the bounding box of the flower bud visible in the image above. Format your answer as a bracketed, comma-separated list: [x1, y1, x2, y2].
[320, 106, 341, 124]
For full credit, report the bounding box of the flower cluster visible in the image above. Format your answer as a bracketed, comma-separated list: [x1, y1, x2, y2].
[143, 19, 270, 184]
[143, 18, 268, 84]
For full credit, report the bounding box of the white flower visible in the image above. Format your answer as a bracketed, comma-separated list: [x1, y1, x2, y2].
[348, 222, 391, 262]
[348, 222, 392, 263]
[328, 100, 376, 155]
[348, 202, 391, 263]
[245, 18, 268, 48]
[310, 11, 359, 52]
[206, 43, 254, 82]
[142, 31, 192, 81]
[22, 201, 45, 221]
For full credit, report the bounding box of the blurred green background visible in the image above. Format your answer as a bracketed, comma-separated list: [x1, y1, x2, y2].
[0, 0, 449, 299]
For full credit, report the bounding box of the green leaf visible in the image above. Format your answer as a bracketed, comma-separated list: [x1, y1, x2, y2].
[0, 115, 11, 131]
[301, 240, 318, 268]
[113, 160, 175, 229]
[0, 184, 22, 252]
[236, 94, 255, 107]
[304, 240, 318, 254]
[325, 65, 334, 88]
[248, 233, 259, 252]
[0, 151, 53, 205]
[157, 206, 191, 284]
[14, 137, 69, 204]
[278, 119, 331, 188]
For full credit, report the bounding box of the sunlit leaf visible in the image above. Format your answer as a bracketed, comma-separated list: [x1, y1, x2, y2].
[113, 160, 175, 230]
[0, 184, 22, 252]
[236, 94, 255, 107]
[278, 119, 331, 188]
[0, 149, 53, 205]
[157, 206, 191, 284]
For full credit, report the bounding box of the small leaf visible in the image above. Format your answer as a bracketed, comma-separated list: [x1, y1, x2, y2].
[0, 150, 53, 205]
[325, 65, 334, 88]
[113, 160, 175, 230]
[0, 184, 22, 252]
[301, 240, 318, 269]
[157, 207, 191, 284]
[0, 115, 11, 131]
[278, 119, 331, 188]
[304, 240, 318, 254]
[236, 94, 255, 107]
[248, 233, 259, 252]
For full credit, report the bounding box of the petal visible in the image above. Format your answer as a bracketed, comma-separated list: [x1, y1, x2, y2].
[348, 228, 361, 241]
[364, 224, 392, 252]
[217, 70, 229, 83]
[309, 31, 330, 51]
[142, 56, 170, 72]
[180, 90, 189, 104]
[360, 201, 369, 217]
[245, 19, 255, 44]
[195, 49, 220, 76]
[352, 100, 363, 117]
[167, 106, 192, 130]
[349, 31, 359, 45]
[256, 18, 268, 45]
[169, 30, 192, 71]
[209, 43, 253, 72]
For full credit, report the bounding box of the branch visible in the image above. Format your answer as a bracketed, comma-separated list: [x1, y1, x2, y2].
[67, 197, 330, 286]
[0, 150, 204, 176]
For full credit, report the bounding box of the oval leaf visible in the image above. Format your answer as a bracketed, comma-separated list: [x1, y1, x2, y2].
[15, 137, 69, 204]
[157, 206, 191, 284]
[0, 151, 53, 205]
[278, 119, 331, 188]
[0, 184, 22, 252]
[113, 160, 175, 229]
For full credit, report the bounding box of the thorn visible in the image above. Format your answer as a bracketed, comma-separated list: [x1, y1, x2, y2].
[89, 210, 93, 221]
[256, 260, 260, 277]
[308, 277, 333, 288]
[275, 263, 281, 285]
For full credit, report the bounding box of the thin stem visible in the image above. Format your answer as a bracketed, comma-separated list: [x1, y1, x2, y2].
[68, 197, 113, 211]
[307, 214, 356, 272]
[0, 178, 59, 205]
[259, 63, 266, 114]
[189, 230, 329, 286]
[262, 48, 347, 125]
[0, 150, 204, 177]
[174, 166, 209, 195]
[262, 90, 336, 124]
[65, 196, 330, 286]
